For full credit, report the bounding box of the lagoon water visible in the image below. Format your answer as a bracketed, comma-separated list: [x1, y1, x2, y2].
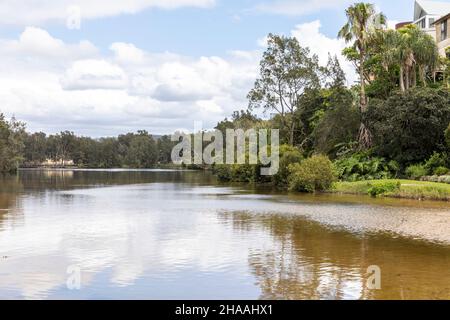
[0, 169, 449, 300]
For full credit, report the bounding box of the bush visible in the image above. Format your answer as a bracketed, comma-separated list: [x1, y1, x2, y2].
[334, 153, 399, 181]
[367, 88, 450, 166]
[230, 163, 259, 183]
[433, 166, 449, 176]
[446, 123, 450, 149]
[405, 164, 428, 180]
[367, 181, 401, 197]
[214, 164, 232, 181]
[272, 145, 303, 188]
[424, 152, 448, 175]
[288, 155, 336, 192]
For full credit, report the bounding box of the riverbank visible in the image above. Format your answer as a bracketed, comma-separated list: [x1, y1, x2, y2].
[332, 179, 450, 201]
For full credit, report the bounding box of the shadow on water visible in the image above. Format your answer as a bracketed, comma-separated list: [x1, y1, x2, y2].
[219, 211, 450, 300]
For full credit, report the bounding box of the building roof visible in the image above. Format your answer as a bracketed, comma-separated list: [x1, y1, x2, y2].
[433, 12, 450, 24]
[414, 0, 450, 21]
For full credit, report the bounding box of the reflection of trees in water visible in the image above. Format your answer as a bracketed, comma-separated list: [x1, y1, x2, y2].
[16, 170, 216, 191]
[219, 211, 450, 300]
[0, 174, 24, 230]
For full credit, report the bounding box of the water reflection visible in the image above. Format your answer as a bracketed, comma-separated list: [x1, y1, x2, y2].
[0, 174, 24, 231]
[0, 170, 448, 300]
[220, 211, 450, 300]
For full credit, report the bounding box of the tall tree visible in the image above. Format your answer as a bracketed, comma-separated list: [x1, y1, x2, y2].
[0, 114, 26, 172]
[248, 34, 320, 145]
[338, 2, 386, 148]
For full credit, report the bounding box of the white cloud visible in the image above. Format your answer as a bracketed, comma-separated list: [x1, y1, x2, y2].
[110, 43, 145, 64]
[0, 27, 257, 136]
[254, 0, 351, 16]
[0, 27, 98, 60]
[61, 59, 128, 90]
[0, 0, 216, 26]
[290, 20, 357, 85]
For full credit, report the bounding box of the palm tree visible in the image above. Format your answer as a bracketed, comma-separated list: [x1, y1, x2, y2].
[407, 26, 439, 87]
[377, 25, 439, 91]
[338, 2, 386, 149]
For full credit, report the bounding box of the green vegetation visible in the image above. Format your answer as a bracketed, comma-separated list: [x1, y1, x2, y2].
[338, 2, 387, 148]
[405, 164, 428, 180]
[21, 130, 177, 169]
[0, 114, 26, 173]
[288, 155, 336, 192]
[333, 180, 450, 201]
[211, 3, 450, 199]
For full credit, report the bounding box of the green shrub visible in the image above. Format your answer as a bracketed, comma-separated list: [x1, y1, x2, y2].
[405, 164, 427, 180]
[334, 153, 399, 181]
[367, 181, 401, 197]
[230, 164, 258, 183]
[446, 123, 450, 149]
[434, 166, 449, 176]
[214, 164, 232, 181]
[272, 144, 303, 188]
[424, 152, 448, 175]
[367, 88, 450, 166]
[288, 155, 336, 192]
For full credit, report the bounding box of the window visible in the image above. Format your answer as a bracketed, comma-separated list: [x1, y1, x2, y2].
[441, 21, 448, 42]
[429, 18, 435, 27]
[421, 19, 426, 29]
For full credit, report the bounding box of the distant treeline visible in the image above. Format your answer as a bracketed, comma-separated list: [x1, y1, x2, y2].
[23, 130, 177, 168]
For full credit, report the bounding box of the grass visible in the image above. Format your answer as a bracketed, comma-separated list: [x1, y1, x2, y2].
[332, 179, 450, 201]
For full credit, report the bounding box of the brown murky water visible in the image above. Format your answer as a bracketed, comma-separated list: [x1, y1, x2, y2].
[0, 169, 449, 300]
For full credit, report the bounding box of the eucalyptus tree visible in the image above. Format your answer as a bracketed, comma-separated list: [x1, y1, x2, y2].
[248, 34, 321, 146]
[0, 114, 26, 172]
[338, 2, 386, 148]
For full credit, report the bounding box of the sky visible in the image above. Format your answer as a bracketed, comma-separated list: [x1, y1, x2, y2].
[0, 0, 438, 136]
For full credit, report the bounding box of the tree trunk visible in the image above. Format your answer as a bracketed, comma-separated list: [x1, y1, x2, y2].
[358, 123, 373, 150]
[412, 67, 417, 88]
[405, 68, 410, 90]
[419, 65, 427, 87]
[400, 66, 405, 92]
[359, 55, 367, 113]
[358, 53, 371, 149]
[289, 120, 295, 146]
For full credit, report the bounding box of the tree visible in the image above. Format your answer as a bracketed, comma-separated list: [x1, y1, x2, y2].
[24, 132, 47, 165]
[367, 88, 450, 166]
[123, 131, 158, 168]
[325, 54, 346, 88]
[248, 34, 320, 145]
[313, 88, 360, 158]
[157, 135, 176, 164]
[338, 2, 386, 148]
[0, 114, 26, 172]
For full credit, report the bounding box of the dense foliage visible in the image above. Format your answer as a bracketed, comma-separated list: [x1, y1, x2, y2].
[21, 130, 176, 169]
[288, 155, 336, 192]
[0, 114, 26, 173]
[367, 89, 450, 165]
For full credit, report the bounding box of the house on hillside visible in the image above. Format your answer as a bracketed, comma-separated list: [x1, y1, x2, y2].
[413, 0, 450, 40]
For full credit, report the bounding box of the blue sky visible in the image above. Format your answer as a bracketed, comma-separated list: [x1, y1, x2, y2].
[1, 0, 415, 56]
[0, 0, 444, 136]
